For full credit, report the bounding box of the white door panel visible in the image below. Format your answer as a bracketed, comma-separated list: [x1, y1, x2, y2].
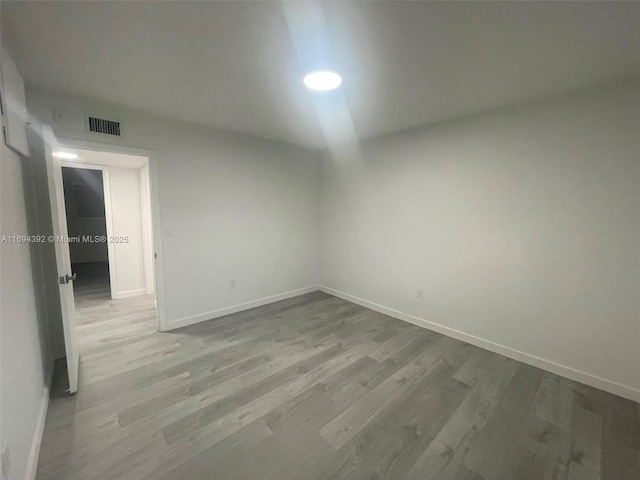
[43, 126, 79, 393]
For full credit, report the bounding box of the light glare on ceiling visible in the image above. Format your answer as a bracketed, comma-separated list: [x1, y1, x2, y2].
[304, 71, 342, 91]
[53, 151, 78, 160]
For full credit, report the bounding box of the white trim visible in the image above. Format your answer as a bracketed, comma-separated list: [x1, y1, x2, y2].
[320, 286, 640, 403]
[138, 164, 155, 295]
[24, 386, 50, 480]
[112, 288, 147, 299]
[55, 137, 165, 332]
[101, 168, 118, 299]
[167, 286, 320, 330]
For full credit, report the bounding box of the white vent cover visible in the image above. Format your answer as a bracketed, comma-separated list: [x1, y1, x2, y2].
[86, 115, 121, 136]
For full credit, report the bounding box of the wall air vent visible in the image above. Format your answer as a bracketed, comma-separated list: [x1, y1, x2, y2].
[86, 115, 121, 136]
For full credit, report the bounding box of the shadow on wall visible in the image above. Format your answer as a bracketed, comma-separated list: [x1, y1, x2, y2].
[23, 125, 66, 368]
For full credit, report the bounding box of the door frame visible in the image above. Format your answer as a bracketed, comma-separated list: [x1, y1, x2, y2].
[138, 163, 156, 296]
[55, 136, 167, 331]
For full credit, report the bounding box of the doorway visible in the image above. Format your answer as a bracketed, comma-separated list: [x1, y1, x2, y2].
[61, 167, 111, 298]
[44, 126, 165, 393]
[59, 147, 159, 353]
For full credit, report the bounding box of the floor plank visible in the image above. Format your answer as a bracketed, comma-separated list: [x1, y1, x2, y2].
[36, 279, 640, 480]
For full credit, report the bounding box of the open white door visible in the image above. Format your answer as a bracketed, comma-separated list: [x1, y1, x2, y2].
[43, 125, 79, 393]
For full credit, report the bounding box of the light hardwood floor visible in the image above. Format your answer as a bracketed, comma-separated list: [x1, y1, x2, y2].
[37, 283, 640, 480]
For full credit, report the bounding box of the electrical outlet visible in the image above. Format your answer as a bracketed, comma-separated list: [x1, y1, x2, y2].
[230, 279, 237, 289]
[415, 288, 423, 299]
[165, 227, 173, 237]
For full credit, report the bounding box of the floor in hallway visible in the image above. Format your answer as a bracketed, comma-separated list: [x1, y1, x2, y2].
[71, 262, 157, 352]
[36, 290, 640, 480]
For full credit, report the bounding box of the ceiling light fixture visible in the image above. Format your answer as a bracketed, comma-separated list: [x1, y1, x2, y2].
[53, 151, 78, 160]
[304, 71, 342, 91]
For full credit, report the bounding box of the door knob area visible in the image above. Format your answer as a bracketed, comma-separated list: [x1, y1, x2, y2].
[59, 273, 77, 284]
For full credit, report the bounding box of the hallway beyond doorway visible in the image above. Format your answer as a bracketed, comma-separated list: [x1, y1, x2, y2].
[73, 271, 157, 354]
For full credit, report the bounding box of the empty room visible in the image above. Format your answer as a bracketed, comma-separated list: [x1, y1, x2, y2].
[0, 1, 638, 480]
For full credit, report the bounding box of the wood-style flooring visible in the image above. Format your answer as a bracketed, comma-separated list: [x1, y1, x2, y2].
[37, 282, 640, 480]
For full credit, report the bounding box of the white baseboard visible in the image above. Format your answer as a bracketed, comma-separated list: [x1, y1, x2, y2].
[320, 286, 640, 403]
[24, 385, 50, 480]
[165, 285, 320, 331]
[112, 288, 146, 300]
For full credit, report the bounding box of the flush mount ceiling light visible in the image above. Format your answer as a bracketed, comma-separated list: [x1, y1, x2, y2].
[304, 71, 342, 91]
[53, 151, 78, 160]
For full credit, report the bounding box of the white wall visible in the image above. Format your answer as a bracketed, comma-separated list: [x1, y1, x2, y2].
[321, 79, 640, 401]
[23, 68, 637, 405]
[0, 142, 51, 480]
[26, 88, 321, 329]
[108, 166, 145, 298]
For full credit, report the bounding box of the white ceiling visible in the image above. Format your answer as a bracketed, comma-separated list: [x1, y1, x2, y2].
[2, 1, 639, 149]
